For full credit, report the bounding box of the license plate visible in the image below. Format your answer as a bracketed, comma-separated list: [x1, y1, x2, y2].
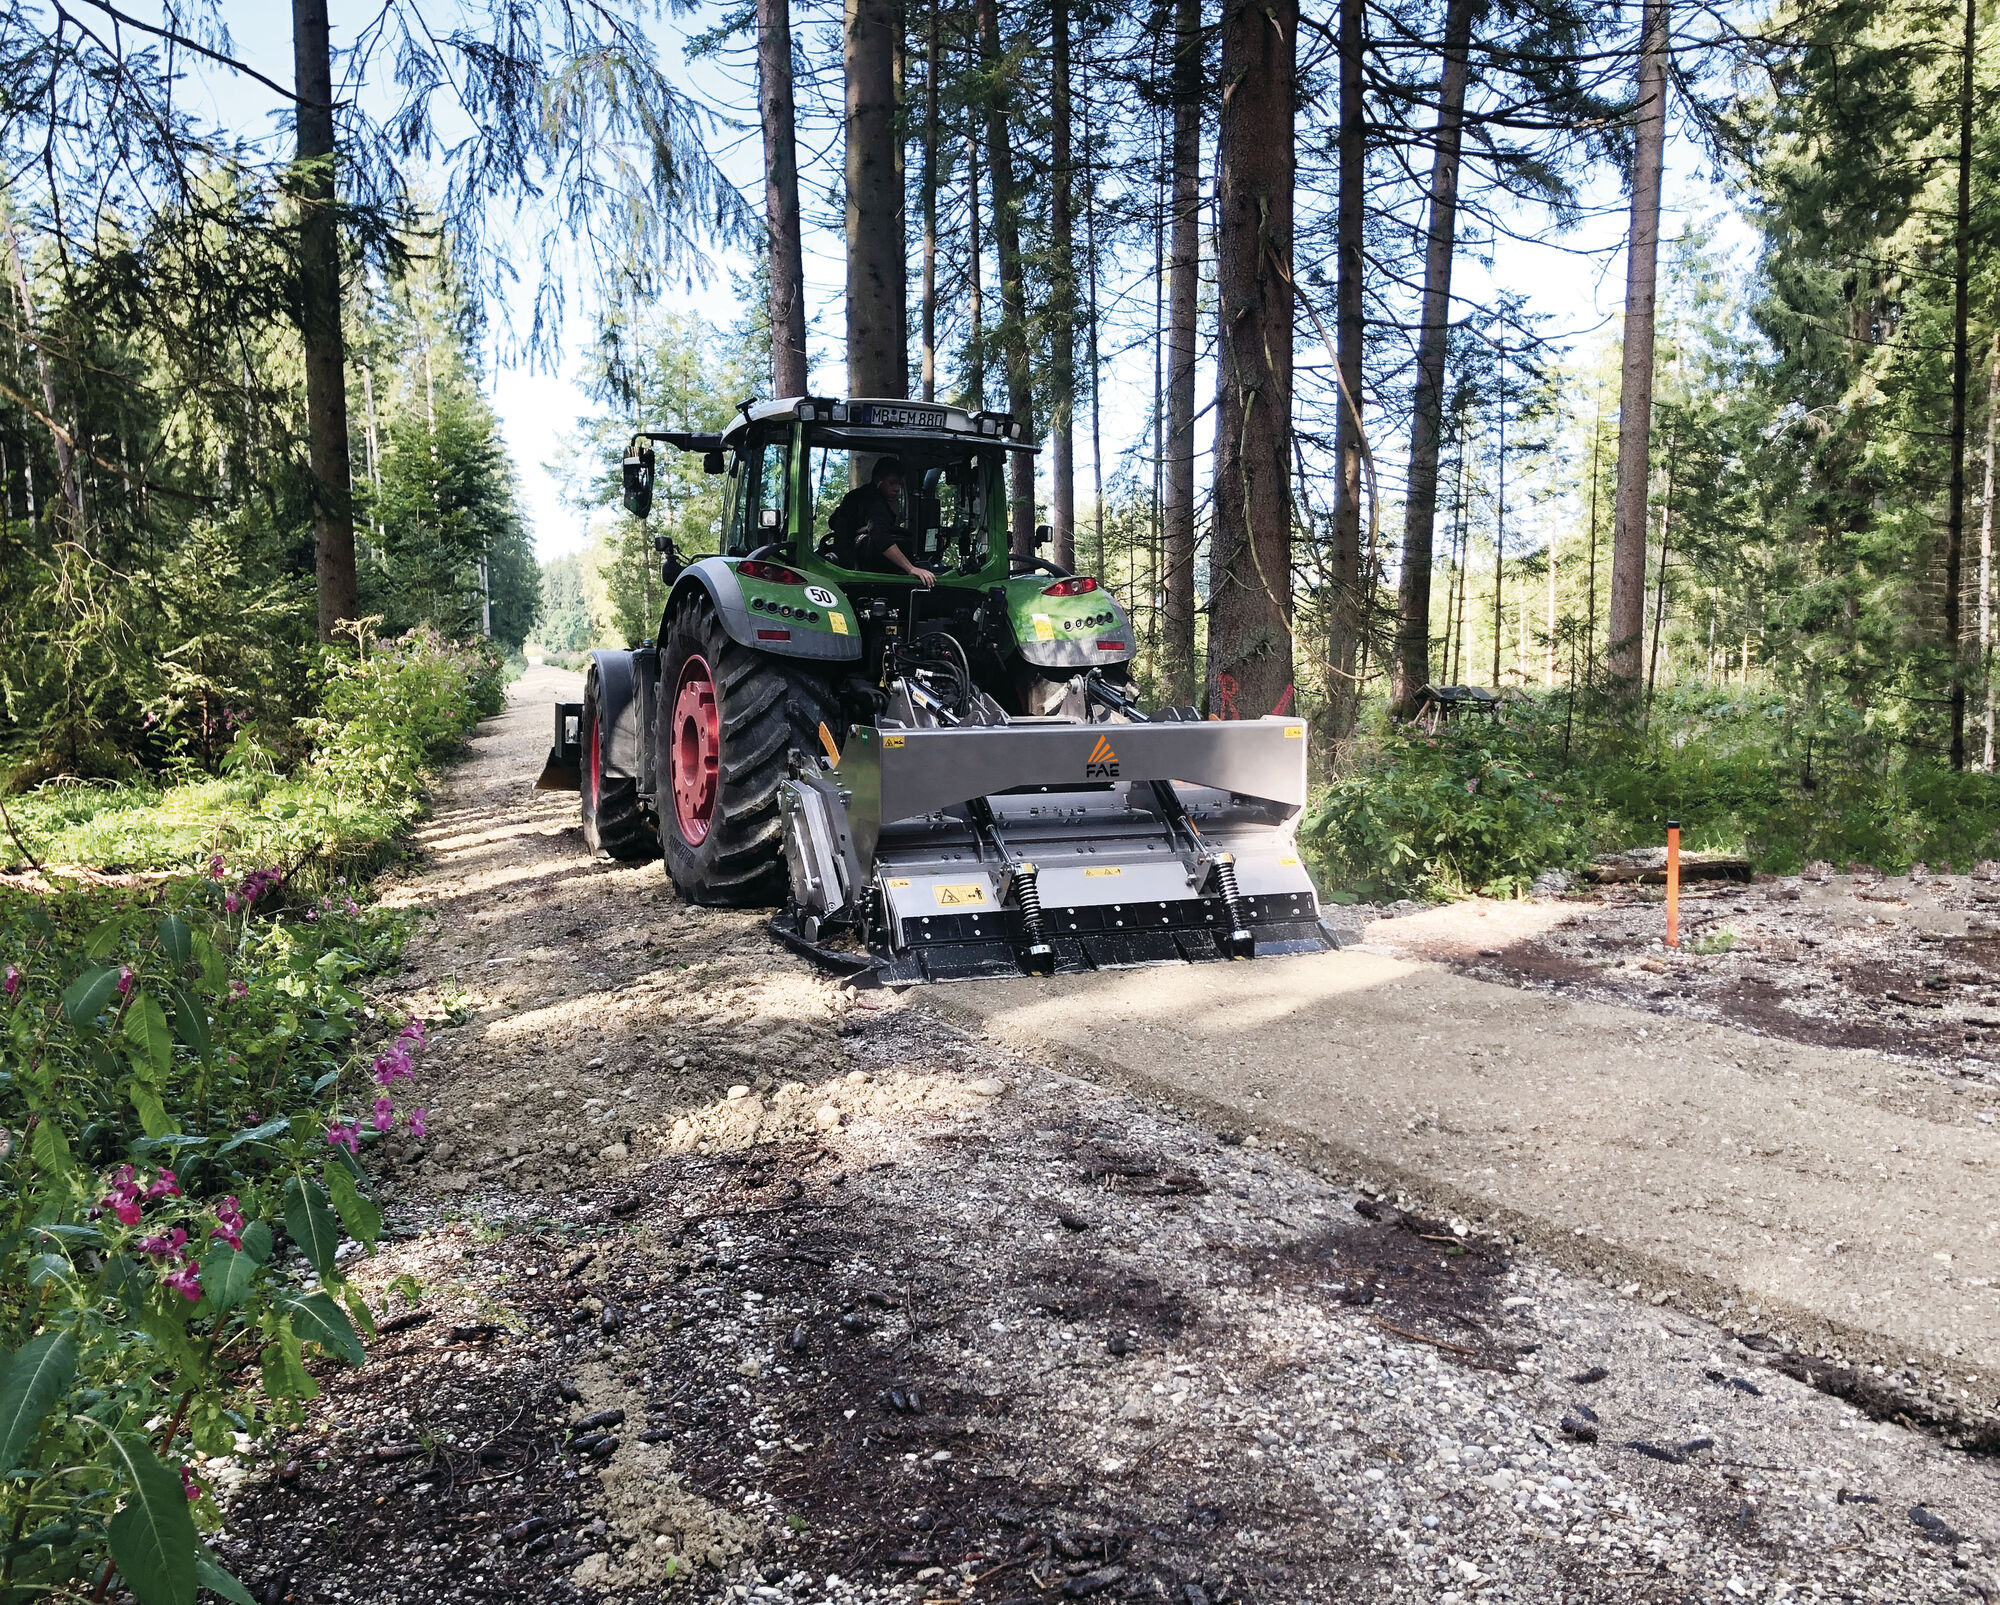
[860, 404, 946, 430]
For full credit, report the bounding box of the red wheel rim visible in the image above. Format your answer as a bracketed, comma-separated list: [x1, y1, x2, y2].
[587, 706, 602, 810]
[670, 654, 720, 844]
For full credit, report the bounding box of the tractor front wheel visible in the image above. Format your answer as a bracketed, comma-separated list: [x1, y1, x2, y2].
[580, 659, 660, 862]
[658, 591, 839, 906]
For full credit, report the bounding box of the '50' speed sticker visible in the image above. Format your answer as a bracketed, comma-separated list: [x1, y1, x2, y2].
[805, 585, 839, 607]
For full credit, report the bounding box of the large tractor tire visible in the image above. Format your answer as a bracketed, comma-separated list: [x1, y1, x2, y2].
[658, 591, 840, 906]
[581, 660, 660, 862]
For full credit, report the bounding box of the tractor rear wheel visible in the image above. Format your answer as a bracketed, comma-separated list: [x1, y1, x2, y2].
[581, 660, 661, 862]
[658, 591, 839, 906]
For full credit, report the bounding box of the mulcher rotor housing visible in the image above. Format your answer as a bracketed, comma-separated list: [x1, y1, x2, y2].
[538, 395, 1334, 985]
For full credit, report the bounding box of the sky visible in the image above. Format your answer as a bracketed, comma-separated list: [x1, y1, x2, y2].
[115, 0, 1742, 564]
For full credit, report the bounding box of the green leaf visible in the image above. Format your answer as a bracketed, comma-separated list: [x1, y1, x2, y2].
[239, 1220, 273, 1265]
[192, 1247, 260, 1318]
[169, 986, 211, 1066]
[324, 1164, 380, 1248]
[282, 1177, 339, 1279]
[217, 1116, 288, 1154]
[279, 1291, 364, 1367]
[62, 965, 121, 1029]
[259, 1320, 318, 1404]
[124, 993, 174, 1076]
[28, 1119, 71, 1176]
[341, 1286, 377, 1340]
[83, 916, 135, 961]
[128, 1082, 172, 1141]
[194, 1546, 255, 1605]
[102, 1430, 198, 1605]
[155, 914, 192, 969]
[0, 1332, 77, 1476]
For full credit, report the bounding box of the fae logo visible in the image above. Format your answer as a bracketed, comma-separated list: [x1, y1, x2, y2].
[1085, 734, 1119, 779]
[804, 584, 838, 607]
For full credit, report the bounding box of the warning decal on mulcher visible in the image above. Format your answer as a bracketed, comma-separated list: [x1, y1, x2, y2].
[1086, 735, 1119, 779]
[1083, 866, 1123, 877]
[932, 883, 989, 907]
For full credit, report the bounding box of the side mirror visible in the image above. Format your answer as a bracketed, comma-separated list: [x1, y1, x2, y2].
[622, 449, 655, 519]
[1034, 523, 1052, 549]
[703, 449, 725, 475]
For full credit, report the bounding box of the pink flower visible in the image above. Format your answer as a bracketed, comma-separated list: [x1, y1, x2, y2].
[101, 1165, 145, 1226]
[371, 1097, 395, 1133]
[179, 1464, 202, 1500]
[410, 1108, 427, 1140]
[162, 1262, 203, 1302]
[326, 1120, 361, 1155]
[211, 1196, 246, 1251]
[372, 1045, 412, 1085]
[209, 853, 226, 880]
[398, 1018, 426, 1047]
[145, 1169, 181, 1201]
[137, 1227, 189, 1259]
[223, 894, 240, 913]
[229, 978, 248, 1001]
[3, 965, 18, 1001]
[115, 966, 134, 999]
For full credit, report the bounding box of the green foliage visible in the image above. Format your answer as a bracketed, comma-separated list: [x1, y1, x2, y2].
[3, 629, 502, 880]
[308, 627, 504, 802]
[1304, 690, 2000, 900]
[1303, 718, 1598, 900]
[0, 625, 488, 1601]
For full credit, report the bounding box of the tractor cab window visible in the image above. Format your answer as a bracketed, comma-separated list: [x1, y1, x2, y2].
[801, 434, 997, 577]
[723, 437, 790, 556]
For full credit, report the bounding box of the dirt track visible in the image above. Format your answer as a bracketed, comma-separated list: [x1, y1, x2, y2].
[935, 946, 2000, 1384]
[209, 667, 2000, 1605]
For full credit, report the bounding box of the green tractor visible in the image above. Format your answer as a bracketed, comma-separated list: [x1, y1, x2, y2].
[540, 396, 1330, 984]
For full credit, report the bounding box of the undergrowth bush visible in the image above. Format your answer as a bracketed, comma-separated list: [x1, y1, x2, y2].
[0, 626, 494, 1603]
[0, 878, 427, 1604]
[1303, 689, 2000, 899]
[2, 628, 503, 879]
[1302, 723, 1599, 900]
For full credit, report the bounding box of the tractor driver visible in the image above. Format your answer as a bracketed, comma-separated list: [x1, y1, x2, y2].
[836, 458, 936, 588]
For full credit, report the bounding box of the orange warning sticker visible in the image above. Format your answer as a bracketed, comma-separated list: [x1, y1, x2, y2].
[932, 883, 988, 908]
[1083, 866, 1123, 878]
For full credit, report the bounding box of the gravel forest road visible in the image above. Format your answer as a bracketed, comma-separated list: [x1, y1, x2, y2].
[215, 667, 2000, 1605]
[937, 948, 2000, 1382]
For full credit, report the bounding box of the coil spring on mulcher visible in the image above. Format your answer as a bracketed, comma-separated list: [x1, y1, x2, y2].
[1213, 853, 1254, 953]
[1015, 863, 1056, 974]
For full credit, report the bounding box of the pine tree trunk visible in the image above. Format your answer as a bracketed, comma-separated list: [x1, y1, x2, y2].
[1980, 331, 1996, 774]
[975, 0, 1035, 556]
[1390, 0, 1477, 718]
[760, 0, 810, 397]
[1944, 0, 1974, 769]
[1207, 0, 1296, 721]
[1159, 0, 1202, 708]
[1048, 0, 1078, 571]
[846, 0, 906, 397]
[920, 0, 940, 402]
[1327, 0, 1365, 735]
[1, 216, 85, 538]
[1606, 0, 1668, 694]
[293, 0, 357, 641]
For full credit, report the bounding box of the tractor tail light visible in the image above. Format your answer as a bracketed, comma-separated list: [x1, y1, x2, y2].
[739, 559, 803, 584]
[1041, 576, 1100, 597]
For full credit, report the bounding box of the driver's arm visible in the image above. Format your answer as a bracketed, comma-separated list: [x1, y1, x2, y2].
[879, 541, 936, 586]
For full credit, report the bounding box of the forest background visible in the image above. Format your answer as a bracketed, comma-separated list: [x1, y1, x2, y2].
[0, 0, 1997, 894]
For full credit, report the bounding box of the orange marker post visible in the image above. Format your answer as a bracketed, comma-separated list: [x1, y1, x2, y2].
[1664, 818, 1681, 949]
